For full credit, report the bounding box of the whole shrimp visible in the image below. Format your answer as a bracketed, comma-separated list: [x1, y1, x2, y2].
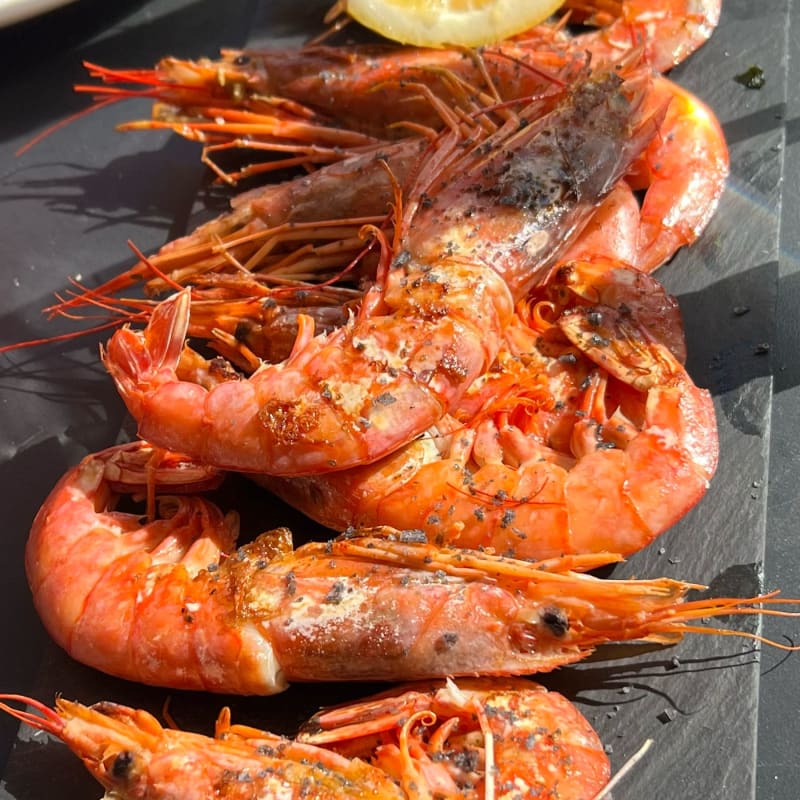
[31, 174, 649, 388]
[102, 67, 662, 475]
[85, 42, 584, 163]
[26, 442, 798, 694]
[257, 259, 717, 561]
[0, 678, 611, 799]
[116, 181, 651, 375]
[36, 163, 649, 371]
[78, 0, 720, 153]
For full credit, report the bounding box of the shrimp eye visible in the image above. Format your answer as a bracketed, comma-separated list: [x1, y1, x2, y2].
[233, 54, 251, 66]
[110, 750, 135, 780]
[540, 607, 569, 637]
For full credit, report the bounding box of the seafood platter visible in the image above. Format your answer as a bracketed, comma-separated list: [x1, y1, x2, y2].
[0, 0, 798, 797]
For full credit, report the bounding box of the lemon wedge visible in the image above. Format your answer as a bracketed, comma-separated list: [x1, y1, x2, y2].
[343, 0, 565, 48]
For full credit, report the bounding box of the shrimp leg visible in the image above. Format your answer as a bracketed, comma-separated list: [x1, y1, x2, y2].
[300, 678, 611, 799]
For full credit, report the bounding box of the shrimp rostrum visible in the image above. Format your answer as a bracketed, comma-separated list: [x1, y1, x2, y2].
[0, 678, 611, 800]
[26, 443, 799, 695]
[103, 65, 666, 476]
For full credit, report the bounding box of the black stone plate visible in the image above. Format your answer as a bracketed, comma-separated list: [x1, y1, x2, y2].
[0, 1, 795, 798]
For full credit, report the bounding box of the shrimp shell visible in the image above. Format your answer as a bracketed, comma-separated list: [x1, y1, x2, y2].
[256, 260, 717, 561]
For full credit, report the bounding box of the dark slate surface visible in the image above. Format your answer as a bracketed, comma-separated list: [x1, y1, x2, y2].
[0, 1, 796, 798]
[757, 0, 800, 797]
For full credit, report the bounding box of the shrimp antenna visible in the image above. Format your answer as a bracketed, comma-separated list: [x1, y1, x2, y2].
[311, 0, 353, 46]
[0, 695, 63, 736]
[592, 738, 654, 800]
[18, 56, 200, 156]
[15, 96, 120, 157]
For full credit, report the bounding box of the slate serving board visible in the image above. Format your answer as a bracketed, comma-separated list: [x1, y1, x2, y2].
[0, 1, 796, 798]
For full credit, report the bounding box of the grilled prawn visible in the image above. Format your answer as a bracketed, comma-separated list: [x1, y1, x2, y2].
[0, 678, 610, 799]
[259, 259, 717, 561]
[25, 442, 797, 694]
[102, 67, 661, 476]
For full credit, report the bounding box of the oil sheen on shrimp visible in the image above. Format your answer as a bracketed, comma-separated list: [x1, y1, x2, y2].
[0, 678, 610, 800]
[257, 259, 717, 561]
[26, 443, 797, 694]
[102, 67, 662, 476]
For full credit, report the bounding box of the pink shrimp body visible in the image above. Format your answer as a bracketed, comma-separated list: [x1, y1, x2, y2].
[0, 678, 610, 799]
[102, 68, 660, 476]
[26, 443, 792, 694]
[558, 180, 642, 266]
[71, 45, 726, 314]
[627, 75, 729, 271]
[257, 260, 716, 561]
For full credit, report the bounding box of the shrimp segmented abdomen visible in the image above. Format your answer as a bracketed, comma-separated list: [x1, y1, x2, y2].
[257, 261, 716, 562]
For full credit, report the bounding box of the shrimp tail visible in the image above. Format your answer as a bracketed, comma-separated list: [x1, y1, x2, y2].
[102, 290, 191, 422]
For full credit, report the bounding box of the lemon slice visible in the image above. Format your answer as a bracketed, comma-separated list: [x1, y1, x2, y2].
[343, 0, 565, 48]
